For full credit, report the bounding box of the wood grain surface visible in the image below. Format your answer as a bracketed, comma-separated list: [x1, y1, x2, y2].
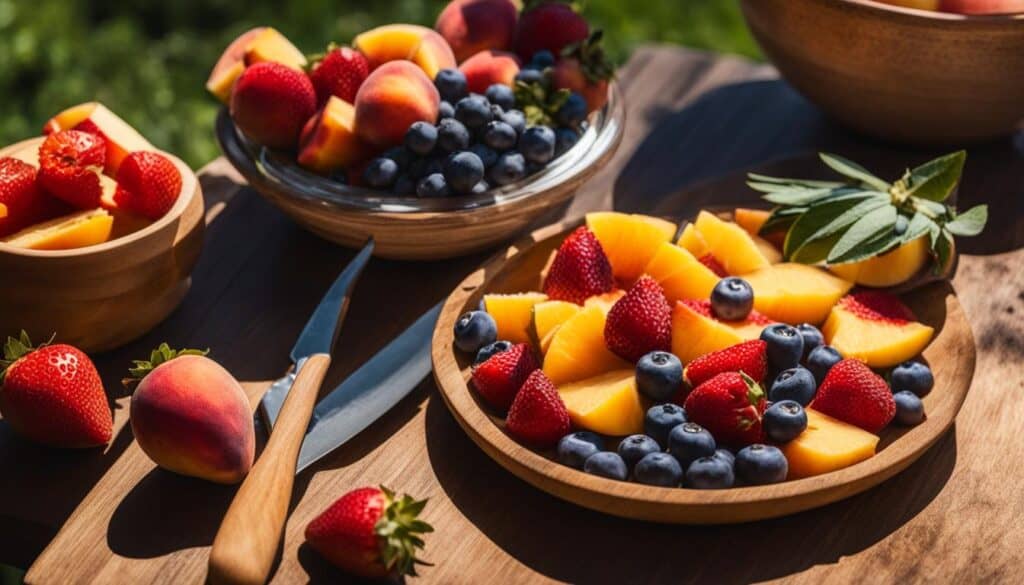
[3, 46, 1024, 584]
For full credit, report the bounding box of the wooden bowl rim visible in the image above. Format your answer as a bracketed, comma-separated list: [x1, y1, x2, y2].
[432, 217, 976, 521]
[0, 136, 199, 259]
[831, 0, 1023, 22]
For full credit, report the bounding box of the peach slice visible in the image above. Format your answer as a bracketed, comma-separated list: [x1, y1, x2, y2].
[694, 210, 773, 274]
[0, 204, 7, 220]
[409, 30, 459, 79]
[557, 369, 646, 436]
[671, 299, 774, 364]
[244, 27, 307, 70]
[585, 211, 677, 283]
[459, 49, 521, 94]
[531, 300, 580, 352]
[42, 102, 154, 176]
[297, 97, 365, 175]
[205, 27, 306, 104]
[735, 207, 786, 249]
[483, 291, 548, 344]
[828, 236, 930, 287]
[543, 305, 630, 385]
[677, 222, 709, 257]
[822, 291, 934, 368]
[582, 289, 625, 312]
[2, 208, 113, 251]
[354, 24, 456, 78]
[741, 263, 853, 325]
[643, 242, 720, 304]
[782, 409, 879, 479]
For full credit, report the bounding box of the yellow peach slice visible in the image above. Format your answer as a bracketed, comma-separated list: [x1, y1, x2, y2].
[43, 102, 154, 176]
[694, 210, 773, 275]
[643, 242, 720, 303]
[582, 289, 625, 312]
[0, 204, 7, 219]
[243, 27, 307, 71]
[297, 97, 363, 175]
[782, 409, 879, 479]
[670, 300, 773, 364]
[741, 263, 853, 325]
[483, 291, 548, 345]
[531, 300, 580, 349]
[822, 292, 934, 368]
[543, 305, 630, 385]
[677, 222, 709, 257]
[2, 209, 113, 251]
[557, 370, 646, 436]
[585, 211, 677, 283]
[828, 236, 930, 287]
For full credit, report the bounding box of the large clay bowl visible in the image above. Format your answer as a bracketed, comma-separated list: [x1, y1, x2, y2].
[740, 0, 1024, 145]
[0, 137, 204, 353]
[432, 218, 976, 524]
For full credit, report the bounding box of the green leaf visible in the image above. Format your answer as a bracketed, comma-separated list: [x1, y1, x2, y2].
[829, 230, 902, 264]
[934, 229, 955, 275]
[783, 195, 871, 259]
[900, 150, 966, 202]
[126, 344, 209, 383]
[747, 173, 844, 189]
[762, 206, 805, 234]
[819, 153, 891, 191]
[761, 186, 841, 206]
[902, 212, 937, 244]
[827, 205, 897, 262]
[800, 192, 890, 247]
[945, 204, 988, 237]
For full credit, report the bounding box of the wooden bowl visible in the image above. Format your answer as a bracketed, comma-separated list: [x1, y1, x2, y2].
[0, 137, 204, 353]
[740, 0, 1024, 145]
[216, 84, 625, 261]
[431, 219, 976, 524]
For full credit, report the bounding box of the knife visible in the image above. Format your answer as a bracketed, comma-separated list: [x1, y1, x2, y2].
[208, 239, 374, 585]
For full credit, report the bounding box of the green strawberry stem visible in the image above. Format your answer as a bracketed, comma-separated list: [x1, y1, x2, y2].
[375, 486, 434, 577]
[0, 330, 54, 384]
[562, 30, 615, 84]
[123, 343, 208, 389]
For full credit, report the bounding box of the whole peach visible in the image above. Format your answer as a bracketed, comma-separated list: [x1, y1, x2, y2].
[354, 61, 440, 148]
[436, 0, 519, 63]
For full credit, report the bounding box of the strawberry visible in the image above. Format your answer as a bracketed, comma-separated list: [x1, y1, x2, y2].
[811, 359, 895, 433]
[0, 331, 112, 448]
[604, 276, 671, 363]
[550, 30, 614, 112]
[699, 253, 728, 278]
[542, 226, 614, 305]
[514, 0, 589, 61]
[230, 61, 318, 149]
[113, 151, 183, 220]
[37, 130, 107, 209]
[684, 371, 766, 447]
[505, 369, 570, 448]
[0, 157, 65, 237]
[685, 340, 768, 388]
[305, 485, 432, 579]
[471, 342, 538, 411]
[309, 45, 370, 106]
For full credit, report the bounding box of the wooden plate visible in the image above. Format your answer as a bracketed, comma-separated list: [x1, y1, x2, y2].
[431, 219, 976, 524]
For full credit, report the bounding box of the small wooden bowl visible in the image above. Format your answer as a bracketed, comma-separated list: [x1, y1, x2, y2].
[0, 137, 204, 353]
[432, 219, 976, 524]
[740, 0, 1024, 145]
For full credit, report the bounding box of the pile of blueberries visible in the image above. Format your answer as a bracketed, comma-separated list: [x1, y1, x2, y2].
[359, 50, 588, 197]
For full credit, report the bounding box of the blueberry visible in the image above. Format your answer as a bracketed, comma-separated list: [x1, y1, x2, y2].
[735, 444, 788, 485]
[409, 156, 444, 180]
[380, 146, 414, 169]
[485, 84, 516, 110]
[634, 452, 683, 487]
[530, 49, 556, 69]
[404, 121, 438, 155]
[437, 118, 471, 152]
[483, 121, 518, 151]
[469, 143, 498, 168]
[806, 345, 842, 385]
[635, 351, 683, 402]
[763, 400, 808, 443]
[714, 448, 735, 466]
[760, 324, 804, 371]
[488, 152, 526, 186]
[644, 403, 687, 448]
[617, 434, 661, 469]
[796, 323, 824, 359]
[554, 127, 580, 157]
[525, 161, 545, 176]
[557, 431, 604, 469]
[444, 151, 485, 194]
[711, 277, 754, 321]
[685, 455, 735, 489]
[891, 360, 934, 397]
[417, 173, 451, 198]
[501, 109, 527, 135]
[391, 174, 416, 196]
[667, 422, 716, 468]
[519, 126, 556, 164]
[893, 390, 926, 426]
[453, 310, 497, 353]
[556, 93, 588, 128]
[362, 158, 399, 189]
[471, 180, 490, 195]
[434, 68, 468, 103]
[439, 100, 455, 120]
[515, 68, 544, 84]
[769, 366, 817, 406]
[454, 95, 493, 130]
[475, 340, 512, 364]
[583, 451, 628, 481]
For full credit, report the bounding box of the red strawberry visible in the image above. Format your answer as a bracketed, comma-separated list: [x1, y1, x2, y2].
[684, 371, 766, 447]
[309, 45, 370, 106]
[604, 276, 671, 363]
[699, 254, 728, 277]
[550, 31, 614, 112]
[113, 151, 183, 220]
[37, 130, 107, 209]
[514, 1, 589, 61]
[471, 342, 538, 411]
[811, 359, 895, 433]
[230, 61, 318, 149]
[542, 226, 614, 304]
[0, 157, 65, 237]
[685, 340, 768, 388]
[505, 369, 570, 448]
[0, 331, 112, 448]
[305, 485, 432, 579]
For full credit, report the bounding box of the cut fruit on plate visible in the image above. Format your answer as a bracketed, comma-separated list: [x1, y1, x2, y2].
[531, 300, 580, 351]
[670, 299, 773, 364]
[543, 305, 630, 385]
[781, 409, 879, 479]
[741, 263, 853, 325]
[585, 211, 677, 283]
[582, 289, 625, 312]
[829, 236, 930, 288]
[693, 210, 774, 275]
[643, 241, 720, 303]
[556, 369, 645, 437]
[42, 102, 154, 176]
[2, 208, 113, 251]
[483, 292, 548, 344]
[823, 291, 934, 368]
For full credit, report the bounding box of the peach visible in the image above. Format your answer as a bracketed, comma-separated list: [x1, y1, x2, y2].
[297, 97, 366, 175]
[734, 207, 786, 249]
[409, 30, 459, 79]
[354, 24, 457, 79]
[483, 292, 548, 344]
[354, 61, 441, 148]
[531, 300, 580, 353]
[828, 236, 930, 287]
[557, 370, 646, 436]
[543, 305, 630, 385]
[435, 0, 519, 63]
[782, 409, 879, 479]
[131, 354, 255, 484]
[694, 211, 775, 274]
[43, 102, 154, 176]
[741, 263, 853, 325]
[459, 50, 522, 94]
[585, 211, 677, 283]
[671, 299, 774, 364]
[822, 291, 934, 368]
[643, 242, 720, 303]
[206, 27, 306, 104]
[1, 208, 113, 251]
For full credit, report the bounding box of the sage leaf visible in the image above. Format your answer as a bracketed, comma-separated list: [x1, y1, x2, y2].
[910, 196, 948, 219]
[783, 194, 881, 259]
[902, 212, 937, 244]
[829, 229, 902, 264]
[901, 150, 966, 202]
[802, 193, 890, 244]
[790, 231, 842, 265]
[819, 153, 891, 191]
[762, 206, 805, 234]
[827, 205, 897, 262]
[945, 204, 988, 237]
[747, 173, 844, 189]
[934, 229, 955, 275]
[762, 186, 841, 206]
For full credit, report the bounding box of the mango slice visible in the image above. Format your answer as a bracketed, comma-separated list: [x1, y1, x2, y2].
[643, 242, 720, 303]
[543, 305, 630, 385]
[742, 263, 853, 325]
[585, 211, 677, 283]
[557, 369, 646, 436]
[694, 210, 773, 275]
[483, 292, 548, 345]
[2, 209, 113, 251]
[782, 409, 879, 479]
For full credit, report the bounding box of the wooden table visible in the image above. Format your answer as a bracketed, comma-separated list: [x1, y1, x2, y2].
[3, 46, 1024, 584]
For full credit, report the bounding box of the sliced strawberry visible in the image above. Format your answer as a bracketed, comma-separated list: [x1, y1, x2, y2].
[0, 157, 66, 237]
[542, 226, 614, 305]
[471, 342, 538, 411]
[114, 151, 183, 220]
[684, 371, 766, 447]
[37, 130, 107, 209]
[604, 276, 671, 363]
[684, 340, 768, 388]
[505, 369, 570, 448]
[811, 359, 895, 433]
[309, 45, 370, 106]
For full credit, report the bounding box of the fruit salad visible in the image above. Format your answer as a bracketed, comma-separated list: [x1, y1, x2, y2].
[0, 103, 183, 251]
[208, 0, 613, 197]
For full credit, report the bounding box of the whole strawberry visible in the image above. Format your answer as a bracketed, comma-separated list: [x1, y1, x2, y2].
[811, 359, 895, 433]
[604, 276, 671, 363]
[685, 372, 766, 448]
[514, 0, 589, 61]
[230, 61, 318, 149]
[37, 130, 107, 209]
[551, 30, 614, 112]
[685, 340, 768, 388]
[309, 45, 370, 106]
[0, 331, 112, 448]
[542, 226, 614, 305]
[114, 151, 183, 220]
[305, 485, 432, 579]
[471, 342, 538, 411]
[505, 369, 570, 448]
[0, 157, 65, 237]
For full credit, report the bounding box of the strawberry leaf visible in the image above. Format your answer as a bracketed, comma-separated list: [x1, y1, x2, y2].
[374, 486, 433, 577]
[125, 343, 208, 385]
[0, 331, 54, 384]
[739, 371, 765, 407]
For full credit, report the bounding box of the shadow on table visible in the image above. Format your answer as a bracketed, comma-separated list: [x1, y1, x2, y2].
[425, 394, 957, 584]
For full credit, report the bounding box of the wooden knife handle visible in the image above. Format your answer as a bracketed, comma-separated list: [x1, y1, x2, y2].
[208, 353, 331, 585]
